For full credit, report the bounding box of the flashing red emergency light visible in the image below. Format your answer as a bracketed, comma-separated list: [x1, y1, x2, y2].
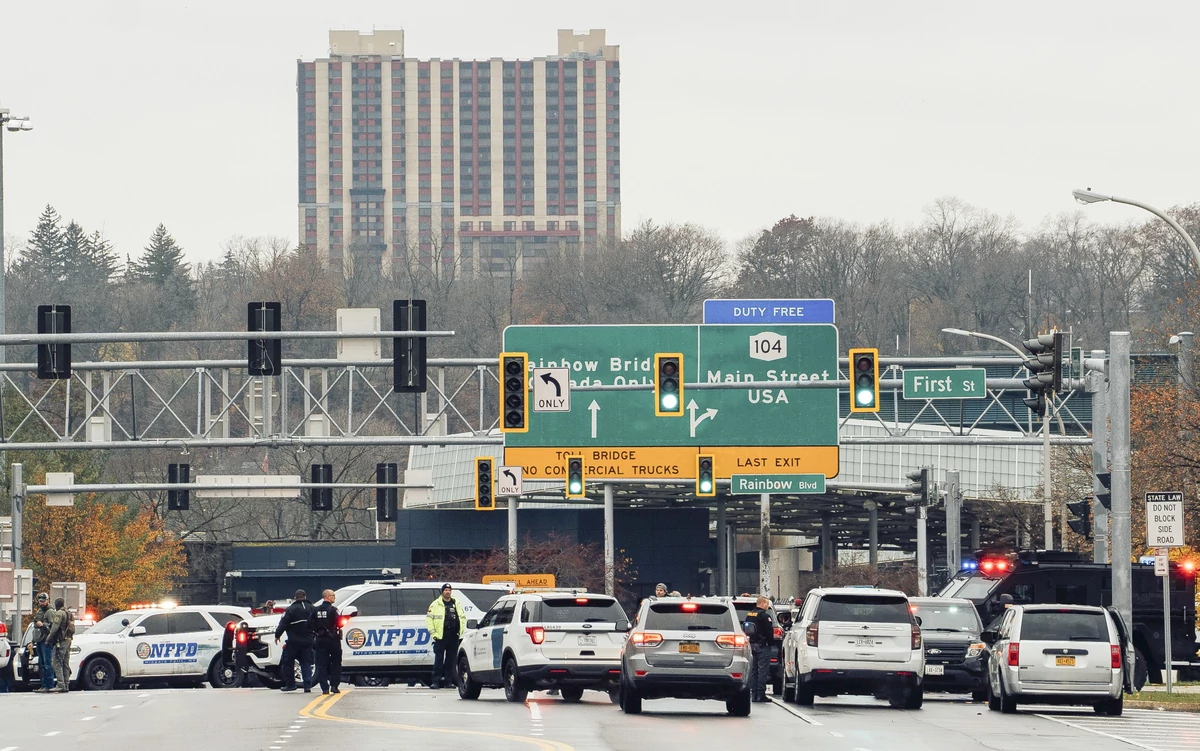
[980, 559, 1009, 574]
[236, 630, 248, 645]
[337, 616, 351, 629]
[1182, 560, 1197, 575]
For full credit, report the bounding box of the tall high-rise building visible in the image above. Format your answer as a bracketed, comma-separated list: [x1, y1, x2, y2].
[297, 29, 620, 276]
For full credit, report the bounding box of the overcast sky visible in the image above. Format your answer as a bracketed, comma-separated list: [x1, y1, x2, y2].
[1, 1, 1198, 264]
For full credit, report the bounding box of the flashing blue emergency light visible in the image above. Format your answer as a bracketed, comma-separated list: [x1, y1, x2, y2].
[961, 560, 978, 571]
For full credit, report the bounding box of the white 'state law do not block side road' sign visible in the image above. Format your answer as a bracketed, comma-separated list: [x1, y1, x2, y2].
[1145, 491, 1185, 548]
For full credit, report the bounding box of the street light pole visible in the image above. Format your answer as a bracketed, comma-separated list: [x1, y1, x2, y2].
[0, 108, 34, 366]
[944, 327, 1055, 549]
[1072, 188, 1200, 275]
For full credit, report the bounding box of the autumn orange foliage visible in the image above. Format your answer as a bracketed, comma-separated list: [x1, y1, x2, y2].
[22, 495, 187, 616]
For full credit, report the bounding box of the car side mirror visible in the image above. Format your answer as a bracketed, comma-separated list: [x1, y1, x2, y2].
[615, 619, 630, 632]
[914, 616, 922, 627]
[981, 630, 997, 645]
[130, 626, 147, 637]
[340, 605, 358, 619]
[466, 619, 479, 630]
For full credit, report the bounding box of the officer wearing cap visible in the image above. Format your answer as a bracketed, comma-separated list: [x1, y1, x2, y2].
[425, 584, 465, 689]
[653, 583, 667, 598]
[32, 593, 57, 692]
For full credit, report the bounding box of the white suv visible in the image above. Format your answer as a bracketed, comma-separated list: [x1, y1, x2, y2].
[781, 587, 924, 709]
[456, 590, 629, 703]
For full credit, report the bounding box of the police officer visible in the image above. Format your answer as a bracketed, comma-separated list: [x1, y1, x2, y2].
[744, 595, 775, 702]
[275, 590, 316, 693]
[32, 593, 57, 693]
[48, 598, 72, 693]
[308, 589, 342, 695]
[425, 584, 465, 689]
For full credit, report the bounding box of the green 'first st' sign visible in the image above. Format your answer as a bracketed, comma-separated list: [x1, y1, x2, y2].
[902, 368, 987, 400]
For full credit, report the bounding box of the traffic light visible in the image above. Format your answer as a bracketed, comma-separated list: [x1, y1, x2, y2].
[376, 463, 398, 522]
[393, 299, 427, 393]
[475, 457, 494, 511]
[248, 302, 282, 376]
[654, 353, 684, 417]
[1021, 331, 1064, 416]
[499, 353, 529, 433]
[1067, 500, 1092, 538]
[1095, 471, 1112, 510]
[904, 467, 931, 505]
[566, 455, 585, 498]
[167, 463, 190, 511]
[696, 454, 715, 497]
[848, 348, 880, 413]
[311, 464, 333, 511]
[36, 304, 71, 380]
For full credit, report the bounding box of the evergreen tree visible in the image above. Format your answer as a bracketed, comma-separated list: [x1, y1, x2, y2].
[18, 204, 66, 282]
[84, 231, 121, 283]
[129, 224, 190, 286]
[61, 220, 90, 284]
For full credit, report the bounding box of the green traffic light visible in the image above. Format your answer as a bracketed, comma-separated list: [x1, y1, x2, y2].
[699, 478, 712, 493]
[661, 392, 679, 411]
[569, 479, 582, 494]
[856, 388, 875, 406]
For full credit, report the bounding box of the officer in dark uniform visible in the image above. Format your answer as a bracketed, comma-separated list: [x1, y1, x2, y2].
[744, 595, 775, 702]
[308, 589, 342, 695]
[275, 589, 316, 692]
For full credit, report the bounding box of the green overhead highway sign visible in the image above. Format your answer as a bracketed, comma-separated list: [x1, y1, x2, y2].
[501, 324, 839, 481]
[730, 473, 826, 495]
[902, 368, 986, 400]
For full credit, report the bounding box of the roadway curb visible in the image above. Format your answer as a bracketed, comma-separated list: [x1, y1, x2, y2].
[1125, 700, 1200, 713]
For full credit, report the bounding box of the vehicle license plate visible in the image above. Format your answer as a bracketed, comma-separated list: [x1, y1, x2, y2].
[577, 634, 597, 646]
[679, 642, 700, 654]
[926, 665, 944, 676]
[1055, 655, 1076, 667]
[854, 637, 875, 647]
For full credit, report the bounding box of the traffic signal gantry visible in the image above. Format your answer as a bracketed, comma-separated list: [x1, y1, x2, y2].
[848, 347, 880, 413]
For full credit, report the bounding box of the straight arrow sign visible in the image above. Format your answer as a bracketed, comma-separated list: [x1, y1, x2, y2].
[589, 400, 600, 438]
[687, 399, 717, 438]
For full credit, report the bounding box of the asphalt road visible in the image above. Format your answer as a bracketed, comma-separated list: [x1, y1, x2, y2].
[1, 686, 1198, 751]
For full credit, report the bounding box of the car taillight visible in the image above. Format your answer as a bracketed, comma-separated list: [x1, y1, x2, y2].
[526, 626, 545, 645]
[716, 633, 747, 649]
[773, 626, 783, 640]
[631, 632, 663, 647]
[911, 623, 922, 650]
[1111, 645, 1121, 669]
[1007, 642, 1020, 666]
[806, 623, 819, 647]
[0, 623, 7, 638]
[226, 621, 236, 632]
[681, 602, 698, 612]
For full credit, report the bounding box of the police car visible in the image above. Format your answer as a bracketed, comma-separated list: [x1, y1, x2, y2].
[456, 589, 629, 703]
[69, 604, 252, 690]
[235, 581, 509, 687]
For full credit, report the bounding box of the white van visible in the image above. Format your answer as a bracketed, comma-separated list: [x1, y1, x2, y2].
[236, 581, 509, 687]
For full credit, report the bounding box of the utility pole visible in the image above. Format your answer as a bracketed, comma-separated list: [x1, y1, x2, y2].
[1089, 352, 1109, 563]
[759, 493, 771, 598]
[1110, 332, 1132, 629]
[917, 504, 928, 596]
[945, 470, 961, 573]
[8, 463, 22, 637]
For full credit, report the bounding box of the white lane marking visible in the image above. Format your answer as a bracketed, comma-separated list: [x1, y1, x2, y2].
[528, 701, 543, 720]
[855, 748, 874, 751]
[375, 711, 494, 716]
[767, 697, 823, 725]
[1035, 714, 1162, 751]
[110, 705, 124, 709]
[2, 746, 18, 751]
[830, 732, 844, 738]
[138, 693, 150, 698]
[45, 732, 61, 736]
[80, 717, 95, 721]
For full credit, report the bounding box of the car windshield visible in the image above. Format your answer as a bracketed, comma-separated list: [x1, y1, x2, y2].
[947, 577, 1001, 600]
[458, 587, 506, 612]
[532, 597, 626, 623]
[817, 595, 912, 623]
[733, 602, 775, 623]
[645, 603, 735, 631]
[333, 587, 363, 608]
[912, 603, 981, 632]
[88, 611, 141, 635]
[1020, 610, 1109, 641]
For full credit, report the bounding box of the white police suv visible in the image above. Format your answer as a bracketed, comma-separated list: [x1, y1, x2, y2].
[69, 605, 252, 690]
[235, 581, 509, 687]
[456, 590, 630, 703]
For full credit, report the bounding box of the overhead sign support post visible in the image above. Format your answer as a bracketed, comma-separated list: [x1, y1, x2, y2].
[1146, 490, 1185, 694]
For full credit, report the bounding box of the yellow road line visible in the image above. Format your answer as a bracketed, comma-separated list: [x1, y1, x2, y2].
[299, 688, 573, 751]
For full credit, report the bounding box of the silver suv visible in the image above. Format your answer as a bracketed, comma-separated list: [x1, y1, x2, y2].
[984, 604, 1129, 715]
[620, 596, 753, 716]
